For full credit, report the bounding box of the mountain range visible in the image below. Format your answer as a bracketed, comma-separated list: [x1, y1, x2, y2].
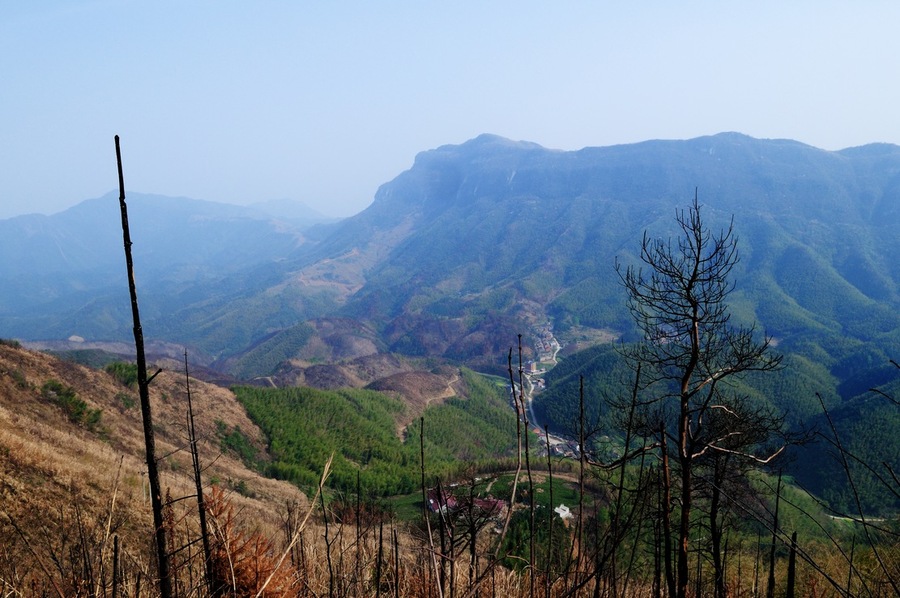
[3, 132, 900, 510]
[4, 133, 899, 380]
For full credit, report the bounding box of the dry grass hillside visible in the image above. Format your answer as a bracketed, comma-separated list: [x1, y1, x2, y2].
[0, 340, 308, 593]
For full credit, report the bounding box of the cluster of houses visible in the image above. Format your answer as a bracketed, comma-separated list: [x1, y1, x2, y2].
[532, 322, 560, 364]
[533, 426, 581, 459]
[426, 486, 507, 520]
[427, 486, 575, 527]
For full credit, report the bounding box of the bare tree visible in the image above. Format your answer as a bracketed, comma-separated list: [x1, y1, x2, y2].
[115, 136, 173, 598]
[616, 192, 782, 598]
[183, 350, 222, 596]
[693, 399, 790, 598]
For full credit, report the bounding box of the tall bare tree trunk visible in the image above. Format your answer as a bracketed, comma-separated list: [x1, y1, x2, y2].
[709, 457, 727, 598]
[786, 531, 797, 598]
[545, 425, 554, 598]
[660, 425, 675, 598]
[112, 535, 119, 598]
[676, 312, 700, 598]
[575, 376, 586, 589]
[114, 136, 173, 598]
[766, 472, 782, 598]
[517, 335, 536, 598]
[421, 417, 445, 598]
[184, 350, 218, 596]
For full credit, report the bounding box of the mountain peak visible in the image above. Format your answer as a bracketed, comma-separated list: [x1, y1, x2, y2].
[418, 134, 547, 163]
[462, 133, 546, 150]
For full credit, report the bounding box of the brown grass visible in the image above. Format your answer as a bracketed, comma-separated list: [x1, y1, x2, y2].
[2, 343, 894, 597]
[0, 342, 307, 594]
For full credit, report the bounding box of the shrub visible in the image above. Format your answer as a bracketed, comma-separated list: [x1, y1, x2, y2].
[216, 421, 260, 468]
[115, 392, 135, 410]
[9, 369, 28, 389]
[104, 361, 139, 389]
[41, 380, 102, 431]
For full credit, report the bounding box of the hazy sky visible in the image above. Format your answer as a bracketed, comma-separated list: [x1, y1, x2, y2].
[3, 1, 899, 219]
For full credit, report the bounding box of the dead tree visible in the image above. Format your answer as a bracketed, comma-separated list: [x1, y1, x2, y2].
[616, 192, 782, 598]
[183, 350, 222, 596]
[114, 135, 173, 598]
[693, 399, 790, 598]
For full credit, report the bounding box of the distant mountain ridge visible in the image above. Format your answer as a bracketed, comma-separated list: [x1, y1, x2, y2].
[0, 192, 327, 345]
[293, 133, 900, 365]
[2, 134, 899, 382]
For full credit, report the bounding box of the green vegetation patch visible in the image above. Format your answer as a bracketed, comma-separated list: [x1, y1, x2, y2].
[9, 368, 28, 389]
[105, 361, 139, 389]
[215, 421, 263, 469]
[417, 371, 518, 458]
[500, 509, 571, 575]
[41, 379, 102, 431]
[115, 392, 135, 410]
[229, 322, 315, 379]
[234, 369, 518, 497]
[48, 349, 124, 369]
[235, 384, 418, 494]
[489, 473, 580, 510]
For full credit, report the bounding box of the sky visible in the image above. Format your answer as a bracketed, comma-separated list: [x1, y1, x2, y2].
[2, 1, 900, 219]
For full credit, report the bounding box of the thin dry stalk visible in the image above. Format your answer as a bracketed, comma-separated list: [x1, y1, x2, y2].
[421, 416, 445, 598]
[4, 514, 66, 598]
[94, 456, 124, 597]
[254, 453, 333, 597]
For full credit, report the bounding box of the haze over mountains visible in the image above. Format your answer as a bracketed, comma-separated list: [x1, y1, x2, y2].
[3, 132, 899, 510]
[4, 132, 898, 371]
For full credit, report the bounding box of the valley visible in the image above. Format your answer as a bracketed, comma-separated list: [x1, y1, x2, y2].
[1, 132, 899, 595]
[519, 323, 575, 458]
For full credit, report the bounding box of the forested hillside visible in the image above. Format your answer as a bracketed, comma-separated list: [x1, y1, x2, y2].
[197, 134, 900, 396]
[234, 369, 518, 495]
